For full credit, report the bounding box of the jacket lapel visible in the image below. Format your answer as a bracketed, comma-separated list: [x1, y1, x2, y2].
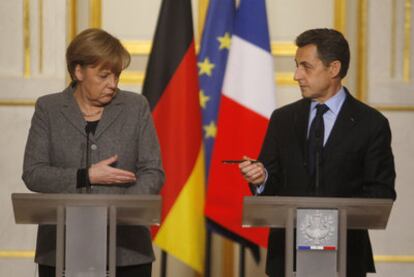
[324, 90, 359, 154]
[94, 93, 123, 139]
[60, 86, 87, 136]
[294, 98, 311, 160]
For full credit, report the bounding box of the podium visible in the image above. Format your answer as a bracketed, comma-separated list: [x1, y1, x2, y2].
[242, 196, 393, 277]
[12, 193, 161, 277]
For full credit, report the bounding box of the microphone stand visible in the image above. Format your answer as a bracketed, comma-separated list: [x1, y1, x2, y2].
[314, 132, 323, 195]
[315, 151, 321, 195]
[85, 125, 92, 193]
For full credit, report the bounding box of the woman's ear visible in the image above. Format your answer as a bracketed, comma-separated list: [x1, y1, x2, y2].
[74, 64, 84, 82]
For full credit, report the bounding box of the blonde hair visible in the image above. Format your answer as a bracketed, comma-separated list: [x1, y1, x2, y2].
[66, 28, 131, 81]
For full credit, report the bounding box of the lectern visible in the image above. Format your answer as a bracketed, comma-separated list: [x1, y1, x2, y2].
[12, 193, 161, 277]
[242, 196, 393, 277]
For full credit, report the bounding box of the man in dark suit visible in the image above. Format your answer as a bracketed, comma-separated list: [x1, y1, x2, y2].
[239, 28, 396, 277]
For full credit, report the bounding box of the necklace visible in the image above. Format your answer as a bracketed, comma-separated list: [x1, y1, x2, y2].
[81, 109, 103, 117]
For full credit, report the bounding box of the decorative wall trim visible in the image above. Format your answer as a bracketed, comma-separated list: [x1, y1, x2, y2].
[403, 0, 411, 82]
[23, 0, 31, 78]
[271, 42, 297, 56]
[89, 0, 101, 28]
[0, 251, 35, 259]
[118, 71, 296, 87]
[374, 105, 414, 111]
[38, 0, 44, 73]
[221, 238, 234, 277]
[356, 0, 368, 102]
[198, 0, 208, 43]
[122, 41, 152, 55]
[122, 40, 298, 57]
[0, 100, 36, 107]
[334, 0, 347, 34]
[1, 250, 413, 263]
[374, 255, 414, 263]
[276, 72, 296, 86]
[391, 0, 397, 78]
[119, 71, 145, 84]
[68, 0, 78, 42]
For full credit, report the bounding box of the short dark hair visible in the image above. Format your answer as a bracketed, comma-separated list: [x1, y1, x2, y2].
[66, 28, 131, 81]
[295, 28, 350, 78]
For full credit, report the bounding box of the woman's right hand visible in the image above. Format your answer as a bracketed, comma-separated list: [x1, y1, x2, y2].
[88, 155, 137, 185]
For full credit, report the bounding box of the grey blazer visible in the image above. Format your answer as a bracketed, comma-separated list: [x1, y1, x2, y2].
[22, 85, 165, 266]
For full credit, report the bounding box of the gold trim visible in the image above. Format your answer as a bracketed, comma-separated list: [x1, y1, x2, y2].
[122, 41, 152, 55]
[374, 255, 414, 263]
[67, 0, 78, 85]
[222, 238, 234, 277]
[271, 42, 297, 56]
[198, 0, 209, 44]
[0, 251, 35, 258]
[0, 249, 414, 262]
[403, 0, 411, 82]
[2, 250, 413, 262]
[334, 0, 347, 34]
[120, 71, 297, 87]
[276, 72, 296, 86]
[375, 105, 414, 112]
[69, 0, 78, 42]
[89, 0, 101, 28]
[0, 99, 36, 106]
[39, 0, 43, 73]
[391, 0, 397, 78]
[356, 0, 368, 102]
[23, 0, 30, 78]
[119, 71, 145, 84]
[122, 40, 297, 57]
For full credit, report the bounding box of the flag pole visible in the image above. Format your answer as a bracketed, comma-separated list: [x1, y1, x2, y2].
[239, 245, 245, 277]
[204, 229, 212, 277]
[160, 250, 167, 277]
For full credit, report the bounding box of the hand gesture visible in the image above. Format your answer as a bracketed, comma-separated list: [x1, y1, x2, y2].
[88, 155, 137, 185]
[238, 156, 266, 186]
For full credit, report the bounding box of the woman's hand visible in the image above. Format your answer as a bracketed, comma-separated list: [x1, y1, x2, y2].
[88, 155, 136, 185]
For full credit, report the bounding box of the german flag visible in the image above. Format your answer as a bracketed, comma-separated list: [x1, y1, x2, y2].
[142, 0, 205, 273]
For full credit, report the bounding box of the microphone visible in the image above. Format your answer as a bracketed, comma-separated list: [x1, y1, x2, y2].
[85, 124, 92, 192]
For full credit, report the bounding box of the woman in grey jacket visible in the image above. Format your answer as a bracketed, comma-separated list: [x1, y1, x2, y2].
[22, 28, 164, 277]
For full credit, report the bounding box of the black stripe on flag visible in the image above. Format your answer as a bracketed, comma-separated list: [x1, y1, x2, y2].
[142, 0, 195, 110]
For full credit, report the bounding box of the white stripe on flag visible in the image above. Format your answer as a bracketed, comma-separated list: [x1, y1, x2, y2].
[222, 35, 275, 119]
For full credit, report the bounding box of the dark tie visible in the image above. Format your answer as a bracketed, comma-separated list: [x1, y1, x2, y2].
[308, 104, 329, 175]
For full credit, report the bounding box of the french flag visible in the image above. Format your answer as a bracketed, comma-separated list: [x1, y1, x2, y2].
[205, 0, 275, 248]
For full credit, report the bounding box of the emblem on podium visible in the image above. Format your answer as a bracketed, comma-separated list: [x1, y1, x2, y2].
[296, 209, 338, 251]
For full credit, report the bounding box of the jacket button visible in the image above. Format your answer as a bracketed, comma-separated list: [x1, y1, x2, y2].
[91, 144, 97, 150]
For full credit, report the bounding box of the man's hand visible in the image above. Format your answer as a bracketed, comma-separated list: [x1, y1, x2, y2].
[88, 155, 137, 185]
[238, 156, 266, 186]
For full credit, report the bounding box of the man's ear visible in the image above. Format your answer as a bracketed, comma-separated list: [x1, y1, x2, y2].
[329, 60, 341, 78]
[74, 64, 84, 81]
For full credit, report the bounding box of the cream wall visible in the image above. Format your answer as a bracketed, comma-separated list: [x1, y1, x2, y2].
[0, 0, 413, 276]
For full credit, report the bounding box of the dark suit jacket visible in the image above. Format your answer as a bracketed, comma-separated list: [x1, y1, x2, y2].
[22, 85, 165, 266]
[258, 89, 396, 276]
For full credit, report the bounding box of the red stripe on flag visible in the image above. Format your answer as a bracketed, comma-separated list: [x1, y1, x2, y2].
[153, 41, 202, 220]
[205, 95, 269, 247]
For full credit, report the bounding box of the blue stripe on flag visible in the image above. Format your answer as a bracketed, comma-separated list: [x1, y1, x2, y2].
[198, 0, 235, 177]
[233, 0, 271, 52]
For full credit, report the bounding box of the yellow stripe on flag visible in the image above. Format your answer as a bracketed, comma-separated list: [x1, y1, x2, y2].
[154, 146, 206, 273]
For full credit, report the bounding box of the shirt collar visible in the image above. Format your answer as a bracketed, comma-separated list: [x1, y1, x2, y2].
[310, 87, 347, 116]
